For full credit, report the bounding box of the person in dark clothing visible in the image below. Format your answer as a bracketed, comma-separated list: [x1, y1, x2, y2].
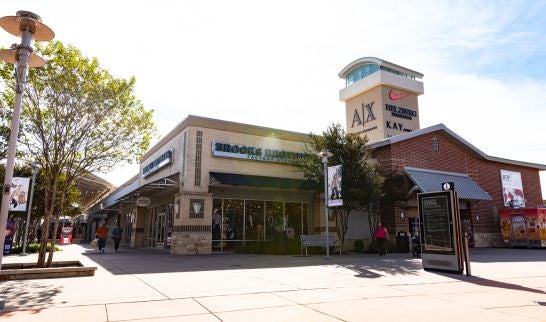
[111, 223, 123, 252]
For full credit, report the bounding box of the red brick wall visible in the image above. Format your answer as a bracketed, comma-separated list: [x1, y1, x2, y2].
[372, 130, 543, 235]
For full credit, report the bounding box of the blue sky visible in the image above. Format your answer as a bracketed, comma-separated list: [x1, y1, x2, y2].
[1, 0, 545, 199]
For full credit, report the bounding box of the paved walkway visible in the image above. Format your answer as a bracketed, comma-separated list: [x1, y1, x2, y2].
[0, 244, 545, 321]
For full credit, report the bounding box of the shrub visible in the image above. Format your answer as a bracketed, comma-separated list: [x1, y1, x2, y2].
[9, 243, 61, 254]
[354, 239, 364, 252]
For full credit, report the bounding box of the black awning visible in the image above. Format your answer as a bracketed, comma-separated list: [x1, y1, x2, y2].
[209, 172, 317, 190]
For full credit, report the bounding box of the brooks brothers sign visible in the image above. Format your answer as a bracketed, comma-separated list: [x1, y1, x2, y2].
[212, 142, 304, 164]
[142, 150, 173, 177]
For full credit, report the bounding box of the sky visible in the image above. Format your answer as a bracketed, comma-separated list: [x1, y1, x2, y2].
[2, 0, 546, 199]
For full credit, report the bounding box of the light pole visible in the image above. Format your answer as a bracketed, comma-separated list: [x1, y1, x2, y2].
[0, 11, 54, 272]
[20, 162, 39, 256]
[317, 149, 333, 258]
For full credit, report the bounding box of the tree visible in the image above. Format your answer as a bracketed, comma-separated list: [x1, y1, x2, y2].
[0, 41, 156, 267]
[295, 123, 384, 250]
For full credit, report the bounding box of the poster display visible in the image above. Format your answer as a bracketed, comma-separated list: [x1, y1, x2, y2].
[420, 194, 454, 254]
[327, 165, 342, 207]
[500, 170, 525, 208]
[8, 177, 30, 212]
[418, 190, 463, 273]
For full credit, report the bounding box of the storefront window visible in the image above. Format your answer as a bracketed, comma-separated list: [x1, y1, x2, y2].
[211, 198, 309, 252]
[265, 201, 284, 238]
[223, 199, 244, 240]
[245, 200, 264, 241]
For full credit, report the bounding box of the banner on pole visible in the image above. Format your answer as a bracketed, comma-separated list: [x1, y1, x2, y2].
[8, 177, 30, 212]
[327, 165, 343, 207]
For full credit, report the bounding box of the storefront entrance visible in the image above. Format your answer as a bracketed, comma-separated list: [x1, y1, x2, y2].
[212, 198, 309, 252]
[145, 204, 174, 249]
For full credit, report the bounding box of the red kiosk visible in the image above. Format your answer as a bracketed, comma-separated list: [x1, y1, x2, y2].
[60, 226, 73, 245]
[499, 208, 546, 248]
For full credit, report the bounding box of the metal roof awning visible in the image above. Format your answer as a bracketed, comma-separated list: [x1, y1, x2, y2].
[209, 172, 317, 190]
[115, 175, 179, 203]
[404, 167, 492, 200]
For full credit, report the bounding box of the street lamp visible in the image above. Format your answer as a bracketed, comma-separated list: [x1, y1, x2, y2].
[20, 162, 39, 256]
[317, 149, 333, 258]
[0, 11, 54, 273]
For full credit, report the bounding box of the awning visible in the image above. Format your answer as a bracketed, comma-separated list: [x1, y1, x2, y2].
[209, 172, 317, 190]
[404, 167, 492, 200]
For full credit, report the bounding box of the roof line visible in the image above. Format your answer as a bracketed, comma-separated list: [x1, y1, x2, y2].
[404, 166, 471, 178]
[369, 124, 546, 170]
[338, 56, 424, 79]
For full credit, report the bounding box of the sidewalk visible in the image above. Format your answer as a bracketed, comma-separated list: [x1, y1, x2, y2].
[0, 244, 545, 321]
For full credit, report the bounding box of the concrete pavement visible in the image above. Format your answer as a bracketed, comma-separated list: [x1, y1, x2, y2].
[0, 244, 545, 321]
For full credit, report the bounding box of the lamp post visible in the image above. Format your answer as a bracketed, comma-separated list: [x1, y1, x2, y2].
[20, 162, 39, 256]
[317, 149, 333, 258]
[0, 11, 54, 273]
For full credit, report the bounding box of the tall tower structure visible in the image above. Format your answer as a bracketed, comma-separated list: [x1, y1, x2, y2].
[338, 57, 424, 143]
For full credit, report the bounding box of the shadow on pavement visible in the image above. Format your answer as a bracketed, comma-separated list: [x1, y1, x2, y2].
[81, 244, 423, 277]
[447, 274, 546, 294]
[469, 247, 546, 263]
[0, 280, 62, 315]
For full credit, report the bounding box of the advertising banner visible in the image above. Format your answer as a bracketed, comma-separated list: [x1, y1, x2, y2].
[327, 165, 343, 207]
[8, 177, 30, 212]
[500, 170, 525, 208]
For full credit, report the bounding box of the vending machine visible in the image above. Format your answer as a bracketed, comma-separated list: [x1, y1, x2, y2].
[499, 208, 546, 248]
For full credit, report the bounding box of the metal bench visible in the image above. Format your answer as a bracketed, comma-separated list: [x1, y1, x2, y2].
[300, 234, 340, 256]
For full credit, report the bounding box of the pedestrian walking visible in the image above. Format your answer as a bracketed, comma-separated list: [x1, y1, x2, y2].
[375, 222, 389, 256]
[111, 223, 123, 252]
[95, 222, 108, 253]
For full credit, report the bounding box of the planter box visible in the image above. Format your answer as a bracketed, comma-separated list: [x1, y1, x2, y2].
[0, 261, 97, 280]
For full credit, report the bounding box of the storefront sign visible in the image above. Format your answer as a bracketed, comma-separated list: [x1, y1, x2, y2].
[136, 196, 151, 207]
[142, 150, 173, 177]
[212, 142, 304, 164]
[351, 102, 376, 128]
[500, 170, 525, 208]
[385, 103, 417, 120]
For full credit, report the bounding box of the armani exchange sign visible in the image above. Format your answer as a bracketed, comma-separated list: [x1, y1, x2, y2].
[351, 102, 376, 128]
[212, 142, 304, 164]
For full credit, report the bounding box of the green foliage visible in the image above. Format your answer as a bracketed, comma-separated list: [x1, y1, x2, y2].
[0, 40, 157, 267]
[294, 123, 384, 249]
[10, 243, 60, 254]
[354, 239, 364, 252]
[234, 237, 301, 255]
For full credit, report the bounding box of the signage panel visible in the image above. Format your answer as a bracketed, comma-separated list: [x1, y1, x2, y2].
[418, 190, 463, 273]
[212, 142, 304, 164]
[327, 165, 343, 207]
[142, 150, 173, 177]
[500, 170, 525, 208]
[136, 197, 151, 207]
[8, 177, 30, 212]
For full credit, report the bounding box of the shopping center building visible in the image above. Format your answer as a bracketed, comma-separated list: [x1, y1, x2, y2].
[87, 57, 546, 253]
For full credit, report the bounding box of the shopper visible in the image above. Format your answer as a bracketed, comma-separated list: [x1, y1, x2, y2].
[95, 222, 108, 253]
[375, 222, 389, 256]
[111, 223, 123, 252]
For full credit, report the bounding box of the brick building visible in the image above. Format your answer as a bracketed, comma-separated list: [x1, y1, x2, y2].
[86, 57, 545, 253]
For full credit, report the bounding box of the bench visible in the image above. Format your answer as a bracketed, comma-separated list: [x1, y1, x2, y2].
[300, 234, 340, 256]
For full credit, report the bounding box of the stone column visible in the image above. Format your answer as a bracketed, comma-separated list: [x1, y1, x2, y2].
[131, 206, 147, 247]
[171, 192, 213, 255]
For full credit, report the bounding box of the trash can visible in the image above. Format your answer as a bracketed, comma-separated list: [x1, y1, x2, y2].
[396, 231, 410, 253]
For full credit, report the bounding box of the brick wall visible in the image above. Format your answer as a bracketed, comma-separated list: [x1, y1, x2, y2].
[372, 130, 543, 237]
